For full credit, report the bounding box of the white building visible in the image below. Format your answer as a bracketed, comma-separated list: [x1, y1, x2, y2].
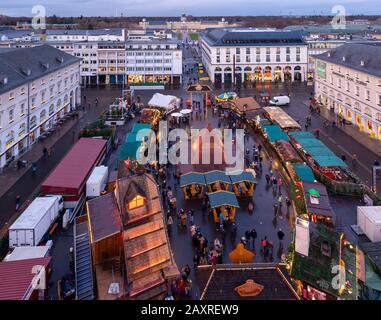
[314, 43, 381, 140]
[200, 28, 308, 85]
[45, 28, 126, 42]
[0, 45, 81, 169]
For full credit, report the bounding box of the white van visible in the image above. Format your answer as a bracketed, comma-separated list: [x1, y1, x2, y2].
[269, 96, 290, 106]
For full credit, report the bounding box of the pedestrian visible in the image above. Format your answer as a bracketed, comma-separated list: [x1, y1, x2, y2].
[167, 216, 174, 236]
[272, 176, 278, 192]
[352, 154, 357, 167]
[15, 195, 21, 211]
[31, 162, 37, 175]
[181, 210, 187, 227]
[277, 228, 285, 246]
[268, 240, 274, 260]
[273, 203, 278, 215]
[305, 122, 309, 131]
[314, 128, 320, 139]
[188, 209, 194, 225]
[250, 228, 257, 249]
[278, 194, 283, 208]
[261, 237, 268, 256]
[231, 222, 237, 239]
[278, 177, 283, 193]
[286, 197, 291, 211]
[43, 146, 48, 157]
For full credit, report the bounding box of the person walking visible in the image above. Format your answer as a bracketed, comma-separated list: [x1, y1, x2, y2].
[31, 162, 37, 175]
[277, 228, 285, 248]
[167, 216, 174, 237]
[278, 194, 283, 209]
[265, 174, 270, 185]
[15, 195, 21, 211]
[272, 176, 278, 192]
[273, 203, 279, 216]
[286, 197, 291, 212]
[278, 177, 283, 193]
[261, 237, 268, 257]
[250, 228, 257, 249]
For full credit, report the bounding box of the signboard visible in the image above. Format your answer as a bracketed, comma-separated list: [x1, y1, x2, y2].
[295, 218, 310, 257]
[316, 60, 326, 80]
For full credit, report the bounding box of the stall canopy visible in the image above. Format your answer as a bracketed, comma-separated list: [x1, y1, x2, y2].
[276, 140, 303, 163]
[148, 93, 177, 109]
[290, 131, 347, 168]
[262, 125, 290, 143]
[180, 172, 206, 187]
[302, 181, 333, 217]
[293, 164, 316, 182]
[131, 123, 151, 133]
[204, 170, 232, 185]
[263, 107, 301, 130]
[228, 171, 257, 184]
[208, 191, 239, 209]
[118, 141, 142, 161]
[233, 97, 261, 113]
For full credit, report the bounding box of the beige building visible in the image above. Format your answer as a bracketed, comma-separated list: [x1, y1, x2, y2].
[314, 43, 381, 140]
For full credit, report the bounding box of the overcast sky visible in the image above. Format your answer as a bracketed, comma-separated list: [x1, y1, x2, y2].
[1, 0, 380, 17]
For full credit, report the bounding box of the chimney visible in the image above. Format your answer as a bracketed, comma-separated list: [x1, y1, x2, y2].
[327, 52, 331, 57]
[360, 60, 365, 66]
[342, 56, 346, 62]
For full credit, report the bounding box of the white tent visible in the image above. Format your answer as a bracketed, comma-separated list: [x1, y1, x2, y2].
[148, 93, 178, 110]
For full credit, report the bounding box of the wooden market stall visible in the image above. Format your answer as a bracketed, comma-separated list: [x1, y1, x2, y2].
[204, 170, 232, 193]
[207, 191, 240, 223]
[228, 171, 257, 197]
[180, 172, 206, 199]
[263, 107, 301, 131]
[302, 181, 335, 227]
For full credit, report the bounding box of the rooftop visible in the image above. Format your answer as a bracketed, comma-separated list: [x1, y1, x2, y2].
[0, 44, 80, 94]
[201, 28, 305, 47]
[198, 264, 299, 300]
[314, 42, 381, 78]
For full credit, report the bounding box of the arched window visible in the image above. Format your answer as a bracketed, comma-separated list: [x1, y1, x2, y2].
[244, 66, 252, 72]
[354, 102, 361, 111]
[364, 107, 372, 117]
[49, 104, 55, 115]
[30, 116, 37, 129]
[18, 123, 26, 137]
[345, 97, 351, 106]
[224, 67, 232, 72]
[40, 109, 47, 121]
[57, 99, 62, 110]
[215, 67, 222, 72]
[6, 131, 15, 146]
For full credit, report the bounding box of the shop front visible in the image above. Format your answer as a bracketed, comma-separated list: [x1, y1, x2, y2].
[264, 66, 272, 81]
[366, 119, 375, 138]
[254, 67, 262, 82]
[346, 109, 352, 123]
[274, 67, 282, 82]
[284, 66, 292, 82]
[18, 136, 27, 155]
[378, 125, 381, 140]
[337, 103, 344, 117]
[355, 114, 363, 131]
[128, 74, 143, 83]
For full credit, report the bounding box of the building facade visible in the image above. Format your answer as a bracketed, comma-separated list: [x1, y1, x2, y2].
[200, 28, 308, 85]
[314, 43, 381, 140]
[49, 39, 182, 86]
[0, 45, 81, 169]
[45, 28, 126, 42]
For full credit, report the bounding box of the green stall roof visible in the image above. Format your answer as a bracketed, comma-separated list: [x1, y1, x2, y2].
[118, 141, 142, 161]
[293, 164, 316, 182]
[294, 138, 326, 148]
[262, 125, 289, 143]
[180, 172, 206, 187]
[208, 191, 239, 209]
[131, 123, 152, 133]
[313, 155, 348, 168]
[303, 146, 336, 157]
[289, 131, 315, 139]
[228, 171, 257, 184]
[204, 170, 232, 185]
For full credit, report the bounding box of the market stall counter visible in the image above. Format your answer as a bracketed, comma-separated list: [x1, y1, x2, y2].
[207, 191, 240, 223]
[180, 172, 206, 199]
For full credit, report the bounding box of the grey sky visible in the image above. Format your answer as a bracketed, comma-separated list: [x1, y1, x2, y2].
[1, 0, 380, 17]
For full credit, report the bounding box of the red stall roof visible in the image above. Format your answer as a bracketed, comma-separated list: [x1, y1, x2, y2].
[0, 257, 51, 300]
[42, 138, 107, 192]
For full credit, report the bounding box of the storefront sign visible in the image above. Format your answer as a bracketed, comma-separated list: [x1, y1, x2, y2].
[316, 61, 326, 79]
[332, 71, 345, 78]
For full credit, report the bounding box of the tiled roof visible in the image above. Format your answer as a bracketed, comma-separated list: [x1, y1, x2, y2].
[201, 28, 305, 47]
[0, 44, 80, 94]
[314, 43, 381, 78]
[0, 257, 51, 300]
[198, 264, 299, 300]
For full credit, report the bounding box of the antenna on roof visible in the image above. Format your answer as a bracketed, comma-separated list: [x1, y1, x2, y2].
[56, 56, 64, 63]
[20, 67, 31, 76]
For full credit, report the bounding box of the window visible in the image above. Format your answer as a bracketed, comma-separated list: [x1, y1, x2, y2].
[266, 48, 270, 62]
[31, 97, 36, 109]
[338, 79, 342, 88]
[128, 195, 145, 210]
[41, 91, 46, 103]
[236, 48, 240, 54]
[20, 103, 25, 116]
[20, 87, 25, 95]
[377, 113, 381, 122]
[256, 54, 260, 63]
[8, 108, 14, 123]
[296, 54, 300, 62]
[31, 82, 36, 90]
[355, 86, 360, 96]
[286, 47, 290, 54]
[366, 90, 370, 101]
[236, 55, 240, 63]
[246, 48, 250, 55]
[379, 95, 381, 106]
[346, 82, 350, 92]
[9, 92, 14, 101]
[246, 55, 250, 63]
[50, 86, 54, 98]
[216, 56, 220, 63]
[49, 104, 54, 115]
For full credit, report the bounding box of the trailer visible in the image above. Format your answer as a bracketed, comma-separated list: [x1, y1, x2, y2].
[357, 206, 381, 242]
[86, 166, 109, 198]
[9, 196, 63, 248]
[41, 138, 107, 209]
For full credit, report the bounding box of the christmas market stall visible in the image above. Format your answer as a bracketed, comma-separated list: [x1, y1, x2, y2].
[262, 124, 290, 144]
[228, 170, 257, 197]
[290, 218, 357, 300]
[139, 108, 162, 128]
[292, 163, 316, 183]
[207, 190, 239, 223]
[263, 107, 301, 131]
[204, 170, 232, 193]
[180, 172, 206, 199]
[301, 181, 335, 227]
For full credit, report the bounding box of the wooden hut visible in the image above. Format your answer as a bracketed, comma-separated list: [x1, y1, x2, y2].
[207, 191, 239, 223]
[229, 171, 257, 197]
[204, 170, 232, 193]
[180, 172, 206, 199]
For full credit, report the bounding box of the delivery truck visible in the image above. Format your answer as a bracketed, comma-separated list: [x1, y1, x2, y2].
[9, 195, 64, 248]
[269, 95, 290, 106]
[357, 206, 381, 242]
[86, 166, 109, 198]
